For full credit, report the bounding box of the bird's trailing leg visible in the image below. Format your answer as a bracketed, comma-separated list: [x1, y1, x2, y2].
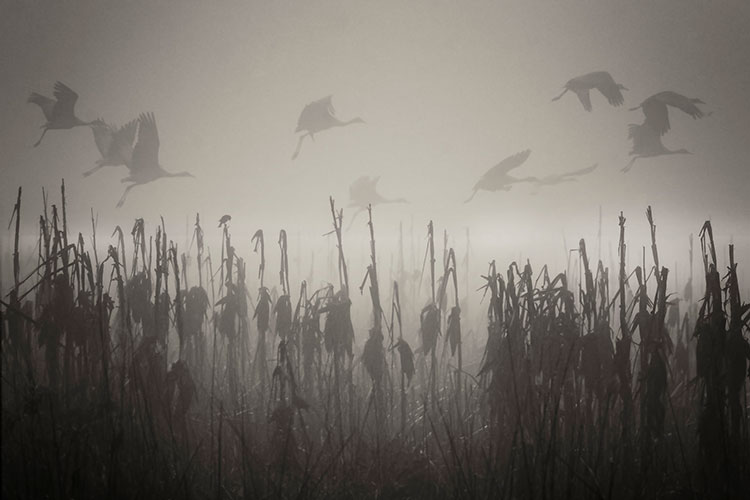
[551, 88, 569, 102]
[82, 161, 106, 178]
[33, 126, 49, 147]
[345, 207, 366, 231]
[463, 189, 479, 204]
[116, 183, 138, 208]
[621, 157, 639, 173]
[292, 133, 309, 160]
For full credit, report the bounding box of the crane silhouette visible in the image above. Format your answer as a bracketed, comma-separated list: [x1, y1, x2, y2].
[551, 72, 627, 111]
[533, 163, 598, 187]
[28, 81, 92, 147]
[629, 91, 705, 136]
[83, 118, 138, 177]
[622, 123, 690, 173]
[116, 113, 194, 208]
[346, 176, 407, 229]
[292, 95, 364, 160]
[464, 150, 536, 203]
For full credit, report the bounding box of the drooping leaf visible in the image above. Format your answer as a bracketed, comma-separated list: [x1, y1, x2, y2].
[446, 306, 461, 356]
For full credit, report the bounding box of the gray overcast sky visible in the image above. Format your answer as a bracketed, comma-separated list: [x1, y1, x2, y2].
[1, 0, 749, 282]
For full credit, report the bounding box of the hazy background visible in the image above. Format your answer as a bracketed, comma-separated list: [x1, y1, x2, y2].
[1, 0, 749, 293]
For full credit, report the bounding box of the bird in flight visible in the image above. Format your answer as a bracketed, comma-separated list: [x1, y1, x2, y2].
[346, 176, 407, 229]
[622, 123, 690, 173]
[551, 71, 627, 111]
[629, 91, 705, 136]
[292, 95, 364, 160]
[464, 150, 536, 203]
[533, 163, 598, 187]
[28, 81, 92, 147]
[83, 118, 138, 177]
[116, 113, 194, 208]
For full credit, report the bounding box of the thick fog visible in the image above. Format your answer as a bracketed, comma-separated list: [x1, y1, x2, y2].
[1, 0, 749, 288]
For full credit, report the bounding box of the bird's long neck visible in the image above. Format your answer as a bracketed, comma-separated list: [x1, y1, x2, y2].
[336, 117, 362, 127]
[515, 175, 538, 183]
[383, 197, 407, 204]
[664, 147, 688, 156]
[165, 170, 193, 178]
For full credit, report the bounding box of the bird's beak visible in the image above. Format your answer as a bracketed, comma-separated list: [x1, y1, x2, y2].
[621, 86, 629, 91]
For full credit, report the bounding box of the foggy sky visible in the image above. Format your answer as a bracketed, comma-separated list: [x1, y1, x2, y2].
[1, 0, 749, 286]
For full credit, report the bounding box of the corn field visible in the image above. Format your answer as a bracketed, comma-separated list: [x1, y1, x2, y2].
[1, 183, 749, 499]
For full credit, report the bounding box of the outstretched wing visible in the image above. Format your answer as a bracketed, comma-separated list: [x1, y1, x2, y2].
[641, 97, 670, 136]
[628, 123, 662, 153]
[296, 102, 315, 131]
[571, 71, 608, 87]
[52, 81, 79, 118]
[490, 149, 532, 175]
[642, 91, 704, 136]
[113, 118, 138, 162]
[114, 119, 138, 148]
[131, 112, 160, 172]
[91, 119, 114, 156]
[574, 89, 592, 112]
[473, 149, 532, 192]
[593, 73, 625, 107]
[348, 175, 378, 206]
[28, 93, 55, 121]
[296, 95, 335, 132]
[656, 91, 704, 119]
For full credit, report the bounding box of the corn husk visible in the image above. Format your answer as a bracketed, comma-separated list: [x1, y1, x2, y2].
[420, 303, 440, 356]
[394, 339, 415, 385]
[446, 305, 461, 356]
